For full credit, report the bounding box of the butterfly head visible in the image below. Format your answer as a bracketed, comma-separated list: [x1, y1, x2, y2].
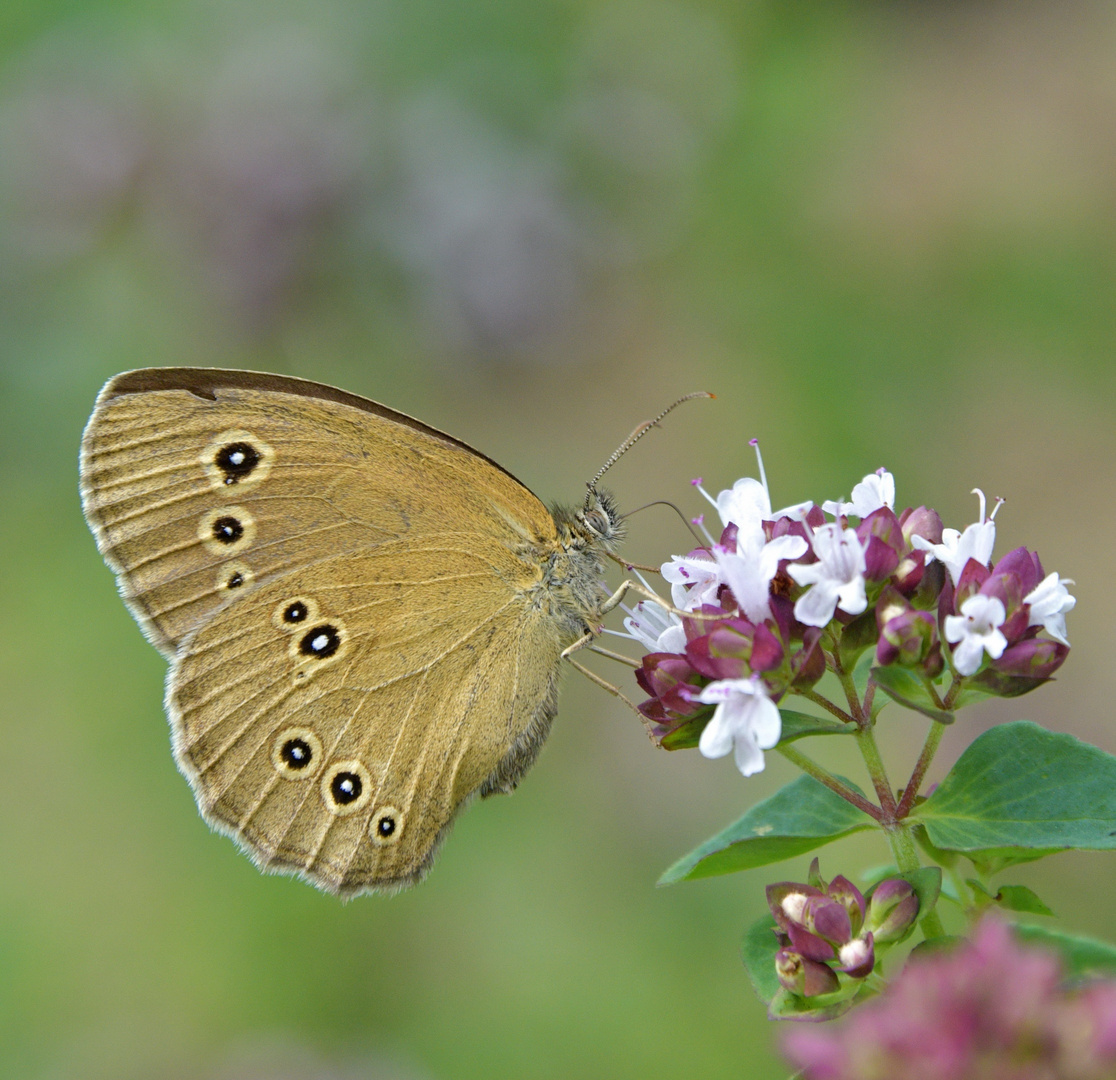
[573, 488, 625, 553]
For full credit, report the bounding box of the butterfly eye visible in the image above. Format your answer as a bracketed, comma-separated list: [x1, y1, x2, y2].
[201, 429, 274, 491]
[212, 516, 243, 543]
[299, 624, 341, 658]
[217, 561, 253, 593]
[272, 596, 319, 631]
[271, 727, 323, 778]
[288, 617, 347, 682]
[321, 760, 372, 815]
[370, 805, 403, 846]
[198, 506, 255, 555]
[215, 441, 261, 484]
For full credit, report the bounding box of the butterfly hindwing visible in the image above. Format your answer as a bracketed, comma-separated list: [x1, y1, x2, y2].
[170, 543, 564, 892]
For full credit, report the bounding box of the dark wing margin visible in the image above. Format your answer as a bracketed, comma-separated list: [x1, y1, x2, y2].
[98, 367, 536, 495]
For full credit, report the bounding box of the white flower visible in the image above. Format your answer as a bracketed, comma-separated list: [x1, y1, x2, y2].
[823, 468, 895, 518]
[714, 530, 808, 624]
[623, 600, 687, 654]
[697, 676, 782, 777]
[712, 477, 813, 533]
[715, 476, 770, 531]
[788, 524, 868, 627]
[1024, 572, 1076, 646]
[661, 552, 722, 611]
[944, 594, 1008, 676]
[911, 488, 997, 586]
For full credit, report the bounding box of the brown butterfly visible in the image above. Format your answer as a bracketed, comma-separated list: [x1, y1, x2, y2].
[81, 368, 698, 895]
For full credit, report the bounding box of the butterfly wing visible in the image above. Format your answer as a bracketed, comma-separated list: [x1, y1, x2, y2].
[80, 367, 569, 892]
[171, 541, 565, 893]
[80, 367, 557, 656]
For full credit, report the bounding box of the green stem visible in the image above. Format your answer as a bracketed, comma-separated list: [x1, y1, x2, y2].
[942, 674, 964, 710]
[883, 821, 946, 941]
[835, 666, 865, 724]
[776, 744, 883, 822]
[855, 725, 898, 818]
[895, 721, 947, 819]
[886, 824, 946, 939]
[886, 824, 921, 872]
[798, 688, 856, 726]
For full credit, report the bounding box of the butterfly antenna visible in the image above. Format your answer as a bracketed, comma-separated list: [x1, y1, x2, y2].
[624, 498, 709, 548]
[584, 391, 714, 508]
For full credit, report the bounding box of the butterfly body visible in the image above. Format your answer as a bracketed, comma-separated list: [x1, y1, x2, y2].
[81, 368, 623, 894]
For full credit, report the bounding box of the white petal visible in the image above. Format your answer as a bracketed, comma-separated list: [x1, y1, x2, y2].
[715, 478, 770, 530]
[772, 500, 816, 522]
[849, 470, 894, 516]
[983, 628, 1008, 661]
[733, 733, 766, 777]
[715, 548, 772, 624]
[749, 694, 783, 749]
[658, 624, 687, 653]
[794, 583, 840, 627]
[835, 576, 868, 616]
[622, 616, 661, 652]
[951, 636, 985, 676]
[699, 704, 734, 758]
[943, 613, 966, 644]
[787, 560, 825, 588]
[765, 534, 809, 563]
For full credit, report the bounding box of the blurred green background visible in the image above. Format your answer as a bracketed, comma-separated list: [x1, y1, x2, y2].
[2, 1, 1115, 1077]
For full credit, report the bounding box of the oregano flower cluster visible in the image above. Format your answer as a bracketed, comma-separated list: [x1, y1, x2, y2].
[623, 447, 1074, 778]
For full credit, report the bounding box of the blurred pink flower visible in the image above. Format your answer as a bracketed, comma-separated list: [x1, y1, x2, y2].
[783, 918, 1116, 1080]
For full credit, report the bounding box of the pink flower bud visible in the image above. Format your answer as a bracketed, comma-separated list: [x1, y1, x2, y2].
[802, 895, 853, 947]
[857, 508, 903, 582]
[836, 933, 875, 979]
[867, 879, 919, 943]
[776, 949, 840, 997]
[826, 876, 866, 937]
[635, 653, 703, 716]
[899, 506, 943, 546]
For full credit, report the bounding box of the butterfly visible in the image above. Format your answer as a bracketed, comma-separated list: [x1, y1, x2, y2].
[80, 368, 679, 896]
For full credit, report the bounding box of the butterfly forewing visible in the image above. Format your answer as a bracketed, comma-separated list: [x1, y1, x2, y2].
[80, 368, 557, 655]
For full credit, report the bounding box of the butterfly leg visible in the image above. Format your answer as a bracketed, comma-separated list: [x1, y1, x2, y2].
[599, 578, 727, 623]
[561, 633, 655, 738]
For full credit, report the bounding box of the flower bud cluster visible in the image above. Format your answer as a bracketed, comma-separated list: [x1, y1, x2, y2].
[768, 864, 919, 1000]
[625, 453, 1073, 776]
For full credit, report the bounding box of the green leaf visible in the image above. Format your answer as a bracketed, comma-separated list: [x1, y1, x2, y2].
[948, 683, 998, 711]
[914, 722, 1116, 860]
[853, 649, 875, 703]
[658, 775, 876, 884]
[905, 866, 942, 920]
[966, 879, 1052, 915]
[996, 885, 1054, 916]
[1012, 925, 1116, 977]
[658, 709, 713, 751]
[777, 709, 850, 743]
[838, 609, 878, 673]
[741, 915, 782, 1005]
[965, 849, 1066, 876]
[871, 665, 954, 723]
[767, 986, 858, 1022]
